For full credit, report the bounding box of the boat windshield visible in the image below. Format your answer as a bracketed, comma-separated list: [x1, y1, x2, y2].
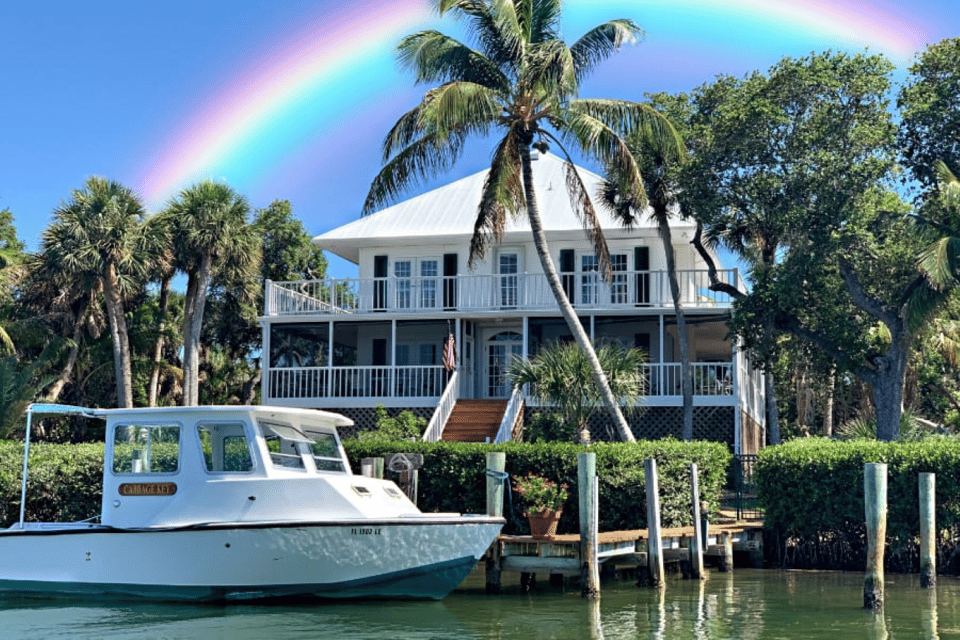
[258, 420, 346, 473]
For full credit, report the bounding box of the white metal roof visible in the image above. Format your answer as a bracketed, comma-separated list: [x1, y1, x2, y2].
[314, 152, 698, 264]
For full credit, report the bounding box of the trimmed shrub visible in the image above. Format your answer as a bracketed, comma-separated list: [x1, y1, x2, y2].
[0, 441, 104, 527]
[756, 438, 960, 571]
[344, 439, 731, 535]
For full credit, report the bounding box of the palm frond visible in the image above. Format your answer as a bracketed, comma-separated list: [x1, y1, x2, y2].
[562, 156, 612, 279]
[524, 40, 577, 101]
[570, 19, 643, 84]
[918, 236, 960, 289]
[363, 132, 468, 216]
[418, 82, 502, 141]
[935, 159, 960, 209]
[470, 129, 524, 265]
[525, 0, 563, 44]
[561, 106, 649, 214]
[396, 30, 508, 91]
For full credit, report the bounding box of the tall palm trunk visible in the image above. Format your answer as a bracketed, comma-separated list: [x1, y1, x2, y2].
[655, 209, 693, 440]
[44, 318, 84, 404]
[823, 365, 836, 437]
[103, 263, 134, 407]
[148, 272, 172, 407]
[520, 144, 635, 442]
[182, 253, 213, 406]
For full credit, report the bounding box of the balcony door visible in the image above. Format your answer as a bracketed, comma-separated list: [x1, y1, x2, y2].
[485, 331, 523, 398]
[497, 250, 522, 308]
[393, 257, 440, 310]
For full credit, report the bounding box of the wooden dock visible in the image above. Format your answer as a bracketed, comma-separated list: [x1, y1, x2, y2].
[493, 519, 765, 580]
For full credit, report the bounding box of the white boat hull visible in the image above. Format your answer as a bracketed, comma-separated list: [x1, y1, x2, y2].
[0, 517, 503, 601]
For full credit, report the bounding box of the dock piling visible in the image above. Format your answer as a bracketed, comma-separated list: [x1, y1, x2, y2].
[485, 452, 506, 595]
[689, 463, 705, 580]
[864, 462, 887, 610]
[919, 472, 936, 589]
[578, 452, 600, 598]
[644, 458, 665, 588]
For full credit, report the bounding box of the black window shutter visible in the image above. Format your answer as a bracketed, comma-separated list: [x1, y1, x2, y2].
[443, 253, 458, 310]
[374, 255, 387, 311]
[634, 247, 650, 305]
[560, 249, 575, 302]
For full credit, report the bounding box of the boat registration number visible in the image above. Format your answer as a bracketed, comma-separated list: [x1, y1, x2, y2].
[350, 528, 382, 535]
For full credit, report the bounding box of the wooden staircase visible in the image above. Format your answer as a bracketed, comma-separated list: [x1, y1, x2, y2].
[441, 399, 508, 442]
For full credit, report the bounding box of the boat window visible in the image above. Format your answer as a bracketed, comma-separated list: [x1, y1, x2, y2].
[310, 433, 345, 473]
[112, 424, 180, 474]
[259, 420, 306, 470]
[197, 423, 253, 473]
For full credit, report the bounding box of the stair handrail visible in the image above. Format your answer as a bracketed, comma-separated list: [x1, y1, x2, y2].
[423, 371, 459, 442]
[494, 385, 524, 443]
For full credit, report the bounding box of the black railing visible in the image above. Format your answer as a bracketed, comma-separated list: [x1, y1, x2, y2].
[721, 454, 762, 520]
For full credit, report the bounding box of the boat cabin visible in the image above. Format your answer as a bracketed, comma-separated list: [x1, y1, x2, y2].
[17, 404, 421, 531]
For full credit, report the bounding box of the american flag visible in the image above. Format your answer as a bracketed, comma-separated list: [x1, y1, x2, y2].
[442, 333, 456, 371]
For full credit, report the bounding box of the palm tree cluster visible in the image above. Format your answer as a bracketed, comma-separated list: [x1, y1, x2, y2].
[0, 185, 325, 440]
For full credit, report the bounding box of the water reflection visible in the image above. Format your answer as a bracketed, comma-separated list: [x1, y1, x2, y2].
[0, 570, 958, 639]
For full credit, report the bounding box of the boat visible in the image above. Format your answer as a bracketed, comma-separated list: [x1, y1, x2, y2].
[0, 403, 504, 601]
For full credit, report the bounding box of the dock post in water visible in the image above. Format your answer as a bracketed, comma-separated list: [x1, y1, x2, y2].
[864, 462, 887, 610]
[644, 458, 665, 588]
[718, 532, 734, 572]
[485, 452, 506, 595]
[919, 472, 936, 588]
[689, 463, 705, 580]
[578, 452, 600, 598]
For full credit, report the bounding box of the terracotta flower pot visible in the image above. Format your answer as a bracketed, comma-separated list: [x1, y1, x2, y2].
[525, 509, 562, 539]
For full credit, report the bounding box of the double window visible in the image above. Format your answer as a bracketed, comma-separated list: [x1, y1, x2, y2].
[394, 258, 441, 309]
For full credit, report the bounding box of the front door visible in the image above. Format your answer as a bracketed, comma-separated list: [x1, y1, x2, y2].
[485, 331, 523, 398]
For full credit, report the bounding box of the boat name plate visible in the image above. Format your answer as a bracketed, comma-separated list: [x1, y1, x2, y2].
[118, 482, 178, 496]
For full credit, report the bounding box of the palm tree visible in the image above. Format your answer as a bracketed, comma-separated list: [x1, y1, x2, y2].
[162, 181, 261, 406]
[508, 340, 645, 441]
[918, 160, 960, 288]
[363, 0, 680, 441]
[601, 125, 695, 439]
[41, 177, 162, 407]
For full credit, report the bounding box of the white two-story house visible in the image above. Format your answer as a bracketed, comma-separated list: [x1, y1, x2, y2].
[260, 152, 765, 454]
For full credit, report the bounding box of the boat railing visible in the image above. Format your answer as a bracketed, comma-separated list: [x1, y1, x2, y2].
[494, 385, 525, 443]
[423, 371, 459, 442]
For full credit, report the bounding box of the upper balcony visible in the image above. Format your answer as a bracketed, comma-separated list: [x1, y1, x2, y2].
[264, 269, 743, 317]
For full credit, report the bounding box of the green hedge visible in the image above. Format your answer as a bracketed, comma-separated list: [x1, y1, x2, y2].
[0, 439, 730, 537]
[756, 438, 960, 570]
[0, 441, 104, 527]
[343, 439, 731, 535]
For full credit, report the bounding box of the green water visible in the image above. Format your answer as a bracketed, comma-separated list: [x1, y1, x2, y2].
[1, 569, 958, 639]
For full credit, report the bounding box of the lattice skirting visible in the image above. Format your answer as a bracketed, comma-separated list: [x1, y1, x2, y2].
[526, 406, 737, 447]
[323, 407, 435, 440]
[320, 405, 741, 449]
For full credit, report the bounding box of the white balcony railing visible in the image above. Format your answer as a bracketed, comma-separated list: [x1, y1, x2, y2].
[265, 363, 733, 402]
[265, 269, 741, 316]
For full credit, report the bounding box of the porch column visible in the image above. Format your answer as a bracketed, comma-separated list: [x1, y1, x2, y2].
[732, 341, 742, 455]
[455, 317, 462, 396]
[659, 314, 665, 398]
[327, 320, 334, 398]
[590, 315, 595, 341]
[391, 319, 398, 398]
[263, 321, 272, 403]
[522, 316, 529, 360]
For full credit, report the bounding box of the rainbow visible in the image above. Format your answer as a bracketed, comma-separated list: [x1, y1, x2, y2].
[136, 0, 934, 210]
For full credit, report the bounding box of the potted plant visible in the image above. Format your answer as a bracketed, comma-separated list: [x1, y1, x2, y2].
[513, 473, 569, 539]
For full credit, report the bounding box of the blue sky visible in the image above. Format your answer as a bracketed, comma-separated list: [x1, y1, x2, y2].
[0, 1, 952, 279]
